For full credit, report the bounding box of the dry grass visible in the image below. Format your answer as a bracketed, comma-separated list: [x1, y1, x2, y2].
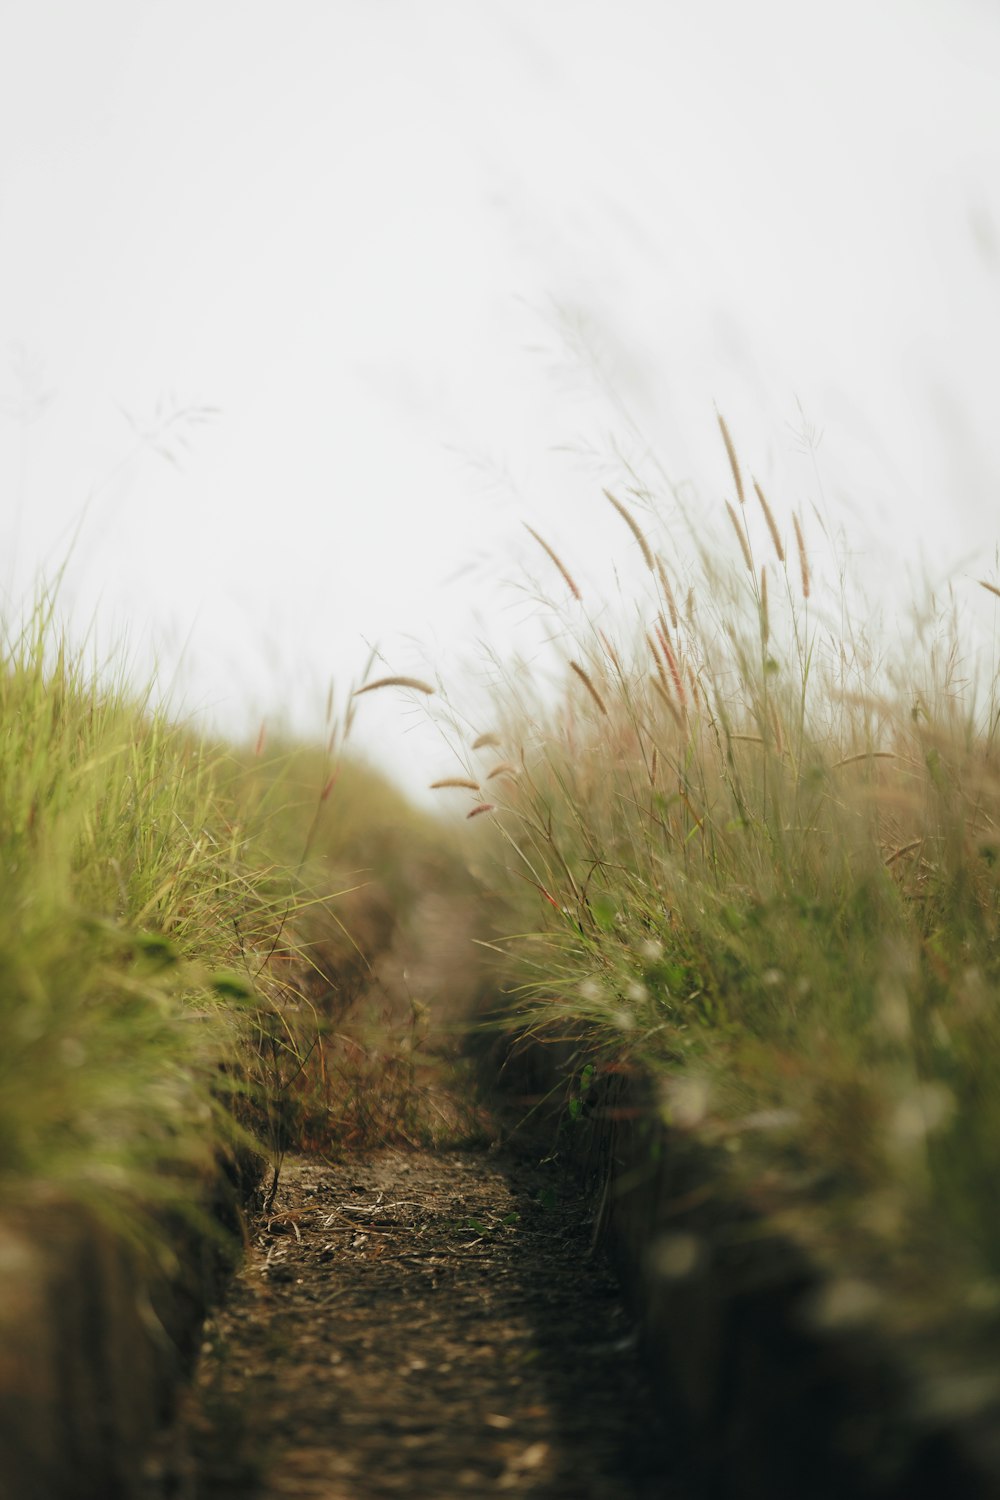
[524, 523, 582, 602]
[433, 426, 1000, 1348]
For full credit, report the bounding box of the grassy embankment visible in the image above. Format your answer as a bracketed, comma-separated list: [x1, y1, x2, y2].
[431, 420, 1000, 1356]
[0, 597, 459, 1263]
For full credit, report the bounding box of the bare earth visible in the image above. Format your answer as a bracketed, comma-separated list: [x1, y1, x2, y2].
[149, 1145, 697, 1499]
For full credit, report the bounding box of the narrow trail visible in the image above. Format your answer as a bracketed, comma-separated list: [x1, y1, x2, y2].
[149, 1144, 698, 1499]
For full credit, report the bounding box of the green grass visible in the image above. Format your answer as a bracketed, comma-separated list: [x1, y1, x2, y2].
[0, 596, 288, 1229]
[0, 593, 457, 1244]
[435, 431, 1000, 1343]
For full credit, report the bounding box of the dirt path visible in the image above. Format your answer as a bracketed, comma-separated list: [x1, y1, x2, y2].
[149, 1145, 697, 1499]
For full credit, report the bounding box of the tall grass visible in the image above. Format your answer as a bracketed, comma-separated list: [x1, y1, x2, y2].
[0, 597, 275, 1233]
[0, 596, 449, 1235]
[440, 435, 1000, 1331]
[228, 726, 474, 1161]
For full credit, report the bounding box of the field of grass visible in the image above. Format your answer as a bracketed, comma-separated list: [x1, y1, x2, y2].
[7, 416, 1000, 1380]
[0, 596, 458, 1255]
[431, 420, 1000, 1350]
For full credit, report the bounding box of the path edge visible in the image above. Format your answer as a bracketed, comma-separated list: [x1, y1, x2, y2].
[486, 1033, 1000, 1499]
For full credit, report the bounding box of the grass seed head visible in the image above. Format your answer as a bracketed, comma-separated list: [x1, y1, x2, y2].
[760, 564, 769, 647]
[486, 762, 520, 780]
[726, 501, 754, 571]
[352, 676, 435, 697]
[656, 556, 680, 630]
[753, 479, 785, 563]
[570, 660, 609, 716]
[523, 524, 582, 601]
[717, 411, 745, 505]
[793, 513, 811, 599]
[604, 489, 654, 570]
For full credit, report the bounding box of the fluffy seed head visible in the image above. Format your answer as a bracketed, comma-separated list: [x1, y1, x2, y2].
[793, 514, 811, 599]
[717, 412, 745, 504]
[726, 501, 753, 571]
[661, 634, 687, 707]
[604, 489, 654, 570]
[570, 660, 609, 716]
[524, 523, 582, 601]
[599, 630, 623, 673]
[760, 565, 769, 647]
[651, 676, 684, 729]
[647, 631, 670, 697]
[353, 676, 435, 697]
[486, 762, 519, 780]
[753, 479, 785, 563]
[656, 555, 680, 630]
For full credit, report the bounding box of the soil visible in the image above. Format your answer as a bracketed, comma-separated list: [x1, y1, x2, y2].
[146, 1144, 699, 1499]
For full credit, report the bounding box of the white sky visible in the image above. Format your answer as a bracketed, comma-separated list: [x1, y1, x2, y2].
[1, 0, 999, 795]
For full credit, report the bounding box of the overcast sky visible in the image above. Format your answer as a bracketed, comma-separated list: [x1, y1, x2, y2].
[1, 0, 998, 794]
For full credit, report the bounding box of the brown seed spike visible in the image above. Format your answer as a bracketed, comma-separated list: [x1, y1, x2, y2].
[352, 676, 435, 696]
[651, 676, 683, 729]
[467, 802, 495, 819]
[979, 580, 1000, 601]
[647, 631, 671, 697]
[523, 524, 582, 601]
[471, 732, 502, 750]
[655, 556, 679, 630]
[599, 630, 622, 672]
[760, 565, 769, 648]
[793, 514, 811, 599]
[753, 479, 785, 563]
[604, 490, 654, 570]
[430, 777, 481, 791]
[569, 660, 608, 716]
[486, 762, 519, 780]
[662, 638, 687, 707]
[717, 412, 745, 505]
[726, 501, 753, 571]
